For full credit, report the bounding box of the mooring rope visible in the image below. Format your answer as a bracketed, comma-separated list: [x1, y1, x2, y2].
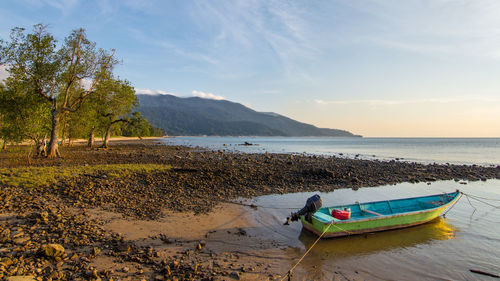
[444, 192, 500, 223]
[463, 193, 500, 202]
[442, 192, 463, 217]
[279, 222, 353, 281]
[462, 193, 500, 209]
[279, 223, 333, 281]
[464, 193, 477, 213]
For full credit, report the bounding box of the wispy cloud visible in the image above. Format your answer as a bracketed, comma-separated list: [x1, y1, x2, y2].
[135, 88, 177, 96]
[155, 41, 219, 65]
[0, 65, 9, 82]
[188, 1, 319, 80]
[314, 96, 500, 106]
[20, 0, 81, 16]
[45, 0, 80, 14]
[135, 88, 225, 100]
[126, 27, 219, 66]
[346, 0, 500, 59]
[260, 90, 281, 94]
[192, 90, 225, 100]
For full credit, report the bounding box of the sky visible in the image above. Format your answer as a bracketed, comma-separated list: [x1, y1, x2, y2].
[1, 0, 500, 137]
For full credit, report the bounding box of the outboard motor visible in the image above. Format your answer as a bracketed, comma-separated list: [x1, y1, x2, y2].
[285, 194, 322, 224]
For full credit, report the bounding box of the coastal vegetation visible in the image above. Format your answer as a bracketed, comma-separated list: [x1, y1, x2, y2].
[0, 24, 162, 157]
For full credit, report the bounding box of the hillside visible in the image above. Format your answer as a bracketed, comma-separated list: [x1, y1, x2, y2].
[136, 94, 360, 137]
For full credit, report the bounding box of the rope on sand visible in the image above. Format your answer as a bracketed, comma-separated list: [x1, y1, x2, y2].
[279, 222, 353, 281]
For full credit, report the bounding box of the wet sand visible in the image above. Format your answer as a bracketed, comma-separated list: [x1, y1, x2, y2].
[1, 138, 499, 280]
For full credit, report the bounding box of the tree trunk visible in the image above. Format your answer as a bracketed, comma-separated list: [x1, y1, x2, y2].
[67, 129, 73, 147]
[88, 128, 95, 147]
[47, 99, 60, 158]
[102, 124, 112, 149]
[60, 122, 66, 147]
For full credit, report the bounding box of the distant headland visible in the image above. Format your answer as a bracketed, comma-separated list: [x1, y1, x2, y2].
[136, 94, 361, 137]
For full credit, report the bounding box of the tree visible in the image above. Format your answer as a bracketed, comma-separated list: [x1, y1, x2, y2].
[0, 25, 58, 151]
[90, 74, 137, 148]
[65, 95, 100, 147]
[0, 70, 51, 151]
[120, 111, 164, 138]
[1, 24, 117, 157]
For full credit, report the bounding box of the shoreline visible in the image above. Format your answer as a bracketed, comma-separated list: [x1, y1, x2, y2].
[1, 138, 499, 280]
[162, 136, 500, 167]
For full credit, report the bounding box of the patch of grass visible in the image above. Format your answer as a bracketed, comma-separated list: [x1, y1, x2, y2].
[0, 163, 171, 189]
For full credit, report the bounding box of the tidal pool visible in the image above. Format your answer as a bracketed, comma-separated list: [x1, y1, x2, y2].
[245, 179, 500, 280]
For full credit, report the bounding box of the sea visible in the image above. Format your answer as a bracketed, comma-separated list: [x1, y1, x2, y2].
[162, 136, 500, 166]
[161, 136, 500, 280]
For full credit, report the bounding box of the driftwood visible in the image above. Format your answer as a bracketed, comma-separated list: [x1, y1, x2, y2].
[36, 136, 47, 157]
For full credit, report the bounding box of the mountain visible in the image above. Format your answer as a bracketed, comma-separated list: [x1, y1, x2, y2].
[136, 94, 361, 137]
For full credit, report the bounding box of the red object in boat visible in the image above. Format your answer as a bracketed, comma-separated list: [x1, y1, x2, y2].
[332, 209, 351, 220]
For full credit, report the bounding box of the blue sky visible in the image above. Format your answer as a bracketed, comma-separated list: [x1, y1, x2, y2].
[1, 0, 500, 137]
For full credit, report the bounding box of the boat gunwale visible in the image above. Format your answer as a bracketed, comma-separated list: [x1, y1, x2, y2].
[311, 191, 461, 225]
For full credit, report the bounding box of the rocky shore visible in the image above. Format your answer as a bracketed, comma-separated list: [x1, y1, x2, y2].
[0, 139, 499, 280]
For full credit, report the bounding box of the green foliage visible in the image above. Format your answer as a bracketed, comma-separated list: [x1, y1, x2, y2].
[1, 24, 160, 149]
[66, 96, 99, 139]
[0, 77, 51, 143]
[0, 25, 56, 144]
[1, 25, 60, 101]
[120, 111, 164, 137]
[1, 25, 120, 156]
[94, 75, 137, 121]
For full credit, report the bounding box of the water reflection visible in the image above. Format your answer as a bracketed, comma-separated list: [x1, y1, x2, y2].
[297, 217, 456, 258]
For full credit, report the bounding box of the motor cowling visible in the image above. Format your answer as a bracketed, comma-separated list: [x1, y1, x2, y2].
[289, 194, 322, 223]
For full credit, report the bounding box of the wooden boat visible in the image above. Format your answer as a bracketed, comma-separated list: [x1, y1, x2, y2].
[301, 190, 461, 238]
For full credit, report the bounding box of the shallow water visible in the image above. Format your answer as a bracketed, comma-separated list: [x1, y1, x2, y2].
[163, 137, 500, 166]
[245, 179, 500, 280]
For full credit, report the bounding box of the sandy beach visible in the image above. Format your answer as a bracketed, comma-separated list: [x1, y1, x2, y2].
[1, 138, 499, 280]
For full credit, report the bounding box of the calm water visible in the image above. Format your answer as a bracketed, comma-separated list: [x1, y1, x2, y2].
[162, 136, 500, 279]
[162, 137, 500, 166]
[246, 180, 500, 281]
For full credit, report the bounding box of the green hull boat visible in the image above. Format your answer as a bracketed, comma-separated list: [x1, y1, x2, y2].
[301, 190, 461, 238]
